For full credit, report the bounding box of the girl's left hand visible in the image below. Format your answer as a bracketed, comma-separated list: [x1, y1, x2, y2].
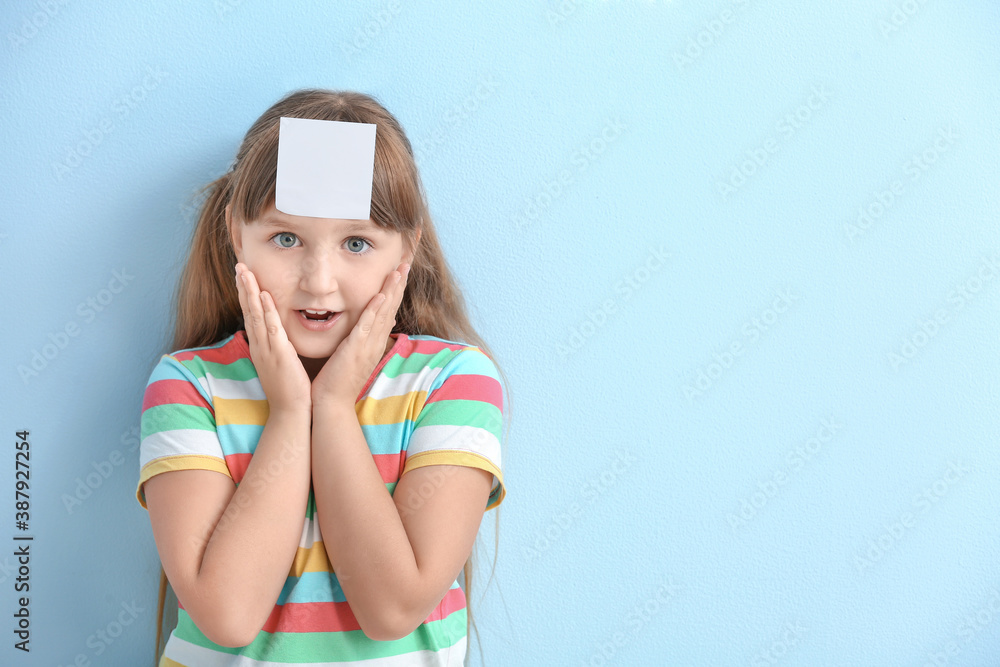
[311, 262, 410, 407]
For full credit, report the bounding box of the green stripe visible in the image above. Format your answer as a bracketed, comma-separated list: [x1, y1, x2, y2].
[178, 357, 259, 381]
[380, 350, 458, 378]
[415, 400, 502, 437]
[174, 607, 467, 660]
[173, 611, 239, 655]
[141, 404, 215, 438]
[441, 348, 499, 379]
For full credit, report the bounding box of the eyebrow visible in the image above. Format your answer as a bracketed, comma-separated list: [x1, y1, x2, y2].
[259, 214, 381, 234]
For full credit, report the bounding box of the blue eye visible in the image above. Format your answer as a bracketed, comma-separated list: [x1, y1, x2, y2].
[271, 232, 299, 249]
[346, 237, 374, 255]
[268, 233, 374, 255]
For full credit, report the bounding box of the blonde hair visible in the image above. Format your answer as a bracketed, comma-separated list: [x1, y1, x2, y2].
[151, 89, 510, 666]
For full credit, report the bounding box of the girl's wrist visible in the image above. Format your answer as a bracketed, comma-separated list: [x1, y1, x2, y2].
[269, 403, 314, 421]
[311, 393, 357, 416]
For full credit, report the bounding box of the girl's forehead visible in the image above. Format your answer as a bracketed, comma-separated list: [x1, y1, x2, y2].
[253, 206, 386, 234]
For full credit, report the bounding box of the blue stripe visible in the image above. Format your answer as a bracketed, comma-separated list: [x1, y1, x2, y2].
[360, 420, 415, 455]
[276, 570, 461, 605]
[219, 423, 264, 453]
[219, 423, 417, 456]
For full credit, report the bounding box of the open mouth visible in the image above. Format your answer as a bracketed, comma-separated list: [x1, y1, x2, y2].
[296, 310, 343, 330]
[300, 309, 335, 321]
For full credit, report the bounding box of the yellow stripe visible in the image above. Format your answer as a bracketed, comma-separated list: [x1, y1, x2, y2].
[214, 397, 268, 426]
[215, 393, 429, 427]
[355, 390, 427, 425]
[290, 542, 333, 576]
[401, 453, 506, 511]
[402, 451, 503, 484]
[136, 455, 232, 508]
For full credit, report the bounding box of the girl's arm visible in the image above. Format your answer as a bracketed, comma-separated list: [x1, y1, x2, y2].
[311, 402, 494, 641]
[143, 406, 312, 647]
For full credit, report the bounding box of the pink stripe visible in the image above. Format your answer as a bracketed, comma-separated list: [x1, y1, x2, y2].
[398, 338, 469, 358]
[372, 452, 402, 483]
[261, 599, 362, 633]
[172, 337, 243, 364]
[226, 452, 398, 486]
[426, 374, 502, 412]
[142, 379, 214, 415]
[224, 453, 251, 484]
[422, 587, 468, 623]
[259, 587, 467, 633]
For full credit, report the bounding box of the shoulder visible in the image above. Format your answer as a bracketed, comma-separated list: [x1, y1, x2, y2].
[159, 331, 251, 374]
[396, 335, 504, 423]
[144, 331, 255, 403]
[392, 334, 500, 381]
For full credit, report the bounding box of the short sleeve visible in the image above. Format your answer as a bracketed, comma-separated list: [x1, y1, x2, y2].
[401, 347, 506, 511]
[135, 354, 233, 510]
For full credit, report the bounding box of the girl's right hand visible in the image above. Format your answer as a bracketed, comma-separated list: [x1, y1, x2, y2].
[235, 262, 313, 414]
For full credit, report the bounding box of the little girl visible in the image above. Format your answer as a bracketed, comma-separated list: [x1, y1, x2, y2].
[135, 89, 509, 666]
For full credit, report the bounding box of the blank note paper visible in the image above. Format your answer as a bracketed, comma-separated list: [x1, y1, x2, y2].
[275, 116, 378, 220]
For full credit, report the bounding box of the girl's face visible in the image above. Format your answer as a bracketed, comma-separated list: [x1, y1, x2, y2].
[228, 203, 416, 375]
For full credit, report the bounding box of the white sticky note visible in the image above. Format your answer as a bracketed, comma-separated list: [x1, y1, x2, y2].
[275, 116, 377, 220]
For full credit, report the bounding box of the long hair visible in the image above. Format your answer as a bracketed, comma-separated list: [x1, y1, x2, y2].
[151, 89, 511, 666]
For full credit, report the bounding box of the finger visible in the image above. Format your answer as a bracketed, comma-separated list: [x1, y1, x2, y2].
[242, 266, 271, 355]
[235, 263, 258, 352]
[373, 271, 401, 338]
[260, 291, 289, 345]
[382, 264, 408, 332]
[357, 291, 388, 341]
[392, 262, 410, 315]
[353, 266, 403, 359]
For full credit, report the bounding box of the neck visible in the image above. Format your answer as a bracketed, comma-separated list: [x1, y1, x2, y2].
[298, 334, 398, 384]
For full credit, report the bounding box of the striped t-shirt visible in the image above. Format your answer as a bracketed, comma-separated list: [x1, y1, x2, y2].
[135, 330, 505, 666]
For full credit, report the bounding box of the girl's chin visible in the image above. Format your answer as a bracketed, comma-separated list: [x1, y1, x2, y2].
[295, 344, 338, 360]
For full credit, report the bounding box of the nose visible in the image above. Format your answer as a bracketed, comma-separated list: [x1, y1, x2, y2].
[298, 250, 340, 296]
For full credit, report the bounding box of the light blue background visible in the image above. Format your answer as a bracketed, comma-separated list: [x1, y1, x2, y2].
[2, 1, 999, 665]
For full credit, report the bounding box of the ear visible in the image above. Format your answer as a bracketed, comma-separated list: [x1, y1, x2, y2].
[226, 204, 244, 262]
